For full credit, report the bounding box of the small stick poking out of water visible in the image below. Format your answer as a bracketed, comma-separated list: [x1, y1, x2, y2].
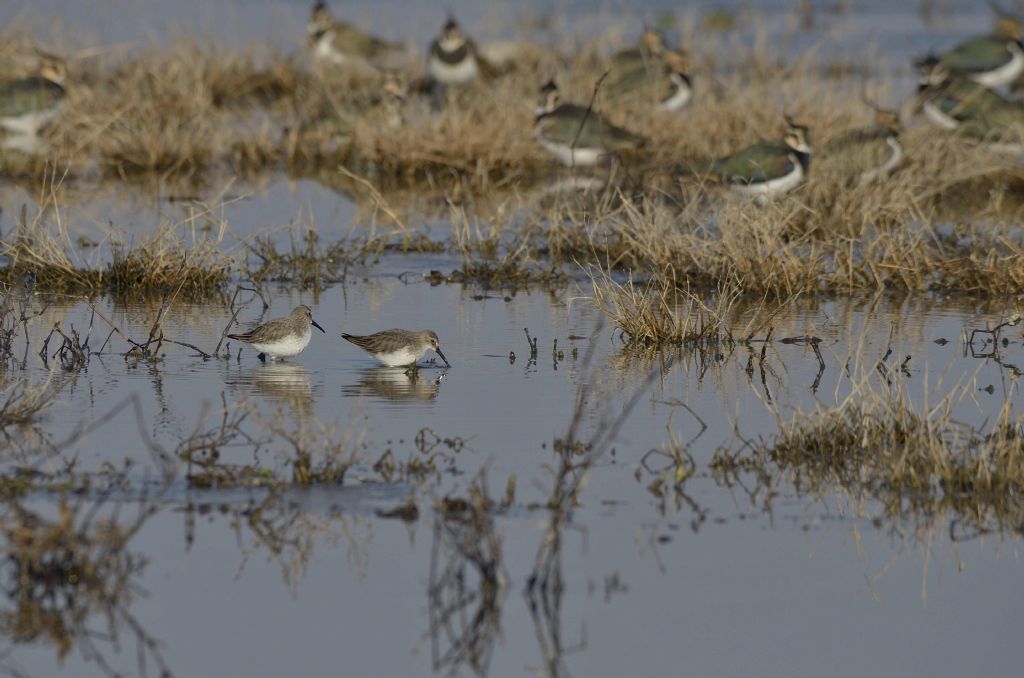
[523, 328, 538, 359]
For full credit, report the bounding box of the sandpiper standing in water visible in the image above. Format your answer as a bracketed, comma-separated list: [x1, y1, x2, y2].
[342, 329, 450, 368]
[228, 305, 325, 361]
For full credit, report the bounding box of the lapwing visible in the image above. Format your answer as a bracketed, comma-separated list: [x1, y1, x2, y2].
[819, 95, 903, 184]
[291, 71, 406, 151]
[605, 47, 693, 114]
[427, 17, 489, 87]
[914, 55, 1024, 152]
[0, 53, 66, 139]
[936, 6, 1023, 88]
[609, 28, 667, 71]
[307, 0, 404, 69]
[710, 118, 812, 197]
[533, 80, 646, 166]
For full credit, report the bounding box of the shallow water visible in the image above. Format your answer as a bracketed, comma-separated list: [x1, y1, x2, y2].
[3, 276, 1024, 677]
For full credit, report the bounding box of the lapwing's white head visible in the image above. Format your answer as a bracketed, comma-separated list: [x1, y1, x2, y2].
[993, 3, 1023, 41]
[915, 55, 949, 86]
[37, 52, 66, 86]
[535, 79, 560, 118]
[382, 70, 408, 103]
[783, 116, 812, 155]
[309, 0, 332, 32]
[439, 17, 467, 53]
[873, 107, 902, 134]
[663, 48, 690, 78]
[860, 86, 902, 134]
[640, 28, 666, 56]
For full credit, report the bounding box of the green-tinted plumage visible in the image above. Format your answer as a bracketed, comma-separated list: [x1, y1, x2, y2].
[329, 23, 401, 59]
[0, 76, 64, 118]
[940, 35, 1018, 75]
[606, 59, 666, 101]
[919, 76, 1024, 144]
[818, 126, 900, 179]
[712, 141, 800, 184]
[536, 103, 645, 150]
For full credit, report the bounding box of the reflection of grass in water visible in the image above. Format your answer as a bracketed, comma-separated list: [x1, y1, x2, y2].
[712, 377, 1024, 540]
[0, 494, 168, 676]
[425, 472, 507, 677]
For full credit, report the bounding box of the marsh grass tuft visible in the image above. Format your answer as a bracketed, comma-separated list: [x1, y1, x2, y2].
[713, 379, 1024, 537]
[0, 199, 233, 298]
[590, 268, 740, 346]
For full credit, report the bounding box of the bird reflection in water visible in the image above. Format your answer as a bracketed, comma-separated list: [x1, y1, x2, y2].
[342, 367, 445, 403]
[231, 363, 315, 417]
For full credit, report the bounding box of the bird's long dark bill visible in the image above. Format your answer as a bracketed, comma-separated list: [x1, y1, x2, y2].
[312, 319, 326, 333]
[435, 347, 451, 367]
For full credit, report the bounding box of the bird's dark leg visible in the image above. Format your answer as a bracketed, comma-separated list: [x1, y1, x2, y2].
[258, 352, 266, 362]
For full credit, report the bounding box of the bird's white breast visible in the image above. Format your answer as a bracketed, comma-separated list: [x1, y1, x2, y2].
[251, 328, 312, 359]
[0, 108, 59, 136]
[730, 157, 804, 197]
[971, 41, 1024, 88]
[372, 346, 424, 367]
[429, 54, 479, 85]
[922, 102, 960, 130]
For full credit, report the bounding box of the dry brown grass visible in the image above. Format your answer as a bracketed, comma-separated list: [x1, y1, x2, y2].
[712, 376, 1024, 538]
[589, 267, 741, 346]
[0, 198, 234, 297]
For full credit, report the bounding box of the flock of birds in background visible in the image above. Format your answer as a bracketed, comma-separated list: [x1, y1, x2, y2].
[1, 2, 1024, 197]
[3, 3, 1024, 367]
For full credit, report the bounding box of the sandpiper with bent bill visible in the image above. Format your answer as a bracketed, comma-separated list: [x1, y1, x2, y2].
[228, 305, 325, 361]
[341, 329, 450, 368]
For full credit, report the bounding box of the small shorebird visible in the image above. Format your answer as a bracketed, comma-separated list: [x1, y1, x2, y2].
[710, 118, 812, 198]
[0, 53, 66, 138]
[533, 80, 646, 166]
[935, 6, 1023, 88]
[228, 305, 325, 361]
[427, 17, 487, 87]
[341, 329, 450, 368]
[307, 0, 403, 69]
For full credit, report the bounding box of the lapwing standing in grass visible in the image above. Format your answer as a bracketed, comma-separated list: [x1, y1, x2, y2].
[427, 17, 490, 87]
[914, 55, 1024, 153]
[293, 70, 407, 149]
[935, 4, 1023, 88]
[710, 118, 812, 198]
[0, 53, 66, 145]
[818, 94, 903, 184]
[307, 0, 404, 70]
[342, 329, 450, 368]
[228, 305, 325, 362]
[533, 80, 646, 167]
[606, 47, 693, 113]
